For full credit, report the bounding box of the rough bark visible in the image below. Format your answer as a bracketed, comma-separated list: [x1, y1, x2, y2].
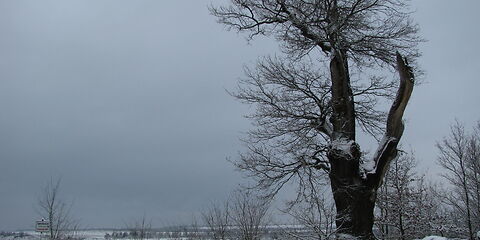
[329, 49, 356, 141]
[328, 52, 414, 239]
[329, 154, 376, 239]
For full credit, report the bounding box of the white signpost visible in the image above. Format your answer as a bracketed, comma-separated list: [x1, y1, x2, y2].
[35, 219, 50, 233]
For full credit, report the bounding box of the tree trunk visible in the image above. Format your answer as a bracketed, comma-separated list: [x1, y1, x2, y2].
[399, 213, 405, 240]
[328, 49, 376, 239]
[328, 52, 415, 240]
[462, 179, 474, 240]
[328, 154, 377, 239]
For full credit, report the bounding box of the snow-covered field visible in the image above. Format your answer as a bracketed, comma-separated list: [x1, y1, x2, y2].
[0, 230, 472, 240]
[420, 236, 448, 240]
[1, 230, 112, 240]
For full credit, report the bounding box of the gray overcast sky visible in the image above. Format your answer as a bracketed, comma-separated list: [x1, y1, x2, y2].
[0, 0, 479, 231]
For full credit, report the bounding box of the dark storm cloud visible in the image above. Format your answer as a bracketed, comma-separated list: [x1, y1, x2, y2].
[0, 0, 479, 231]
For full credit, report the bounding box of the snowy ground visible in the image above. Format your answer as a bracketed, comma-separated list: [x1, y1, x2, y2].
[419, 237, 448, 240]
[0, 230, 471, 240]
[0, 230, 111, 240]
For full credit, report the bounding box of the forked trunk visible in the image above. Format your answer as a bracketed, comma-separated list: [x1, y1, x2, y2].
[328, 51, 415, 240]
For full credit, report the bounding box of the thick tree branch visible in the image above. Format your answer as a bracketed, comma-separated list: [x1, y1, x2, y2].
[366, 52, 414, 189]
[329, 49, 356, 141]
[276, 1, 332, 53]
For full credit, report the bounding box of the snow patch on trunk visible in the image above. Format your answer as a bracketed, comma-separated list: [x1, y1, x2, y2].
[359, 136, 397, 179]
[330, 139, 356, 158]
[418, 236, 448, 240]
[335, 233, 358, 240]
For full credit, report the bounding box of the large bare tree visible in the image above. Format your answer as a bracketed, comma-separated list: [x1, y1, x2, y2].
[211, 0, 421, 239]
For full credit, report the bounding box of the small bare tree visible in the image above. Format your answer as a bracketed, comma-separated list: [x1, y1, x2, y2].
[126, 213, 152, 240]
[230, 190, 270, 240]
[202, 201, 230, 240]
[436, 120, 480, 240]
[187, 215, 204, 240]
[375, 153, 438, 240]
[467, 121, 480, 231]
[284, 191, 337, 240]
[37, 177, 78, 240]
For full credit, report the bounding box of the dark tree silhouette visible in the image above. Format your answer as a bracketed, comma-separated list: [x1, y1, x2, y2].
[211, 1, 421, 239]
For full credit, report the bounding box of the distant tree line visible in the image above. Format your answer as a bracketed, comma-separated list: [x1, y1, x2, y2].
[0, 232, 32, 238]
